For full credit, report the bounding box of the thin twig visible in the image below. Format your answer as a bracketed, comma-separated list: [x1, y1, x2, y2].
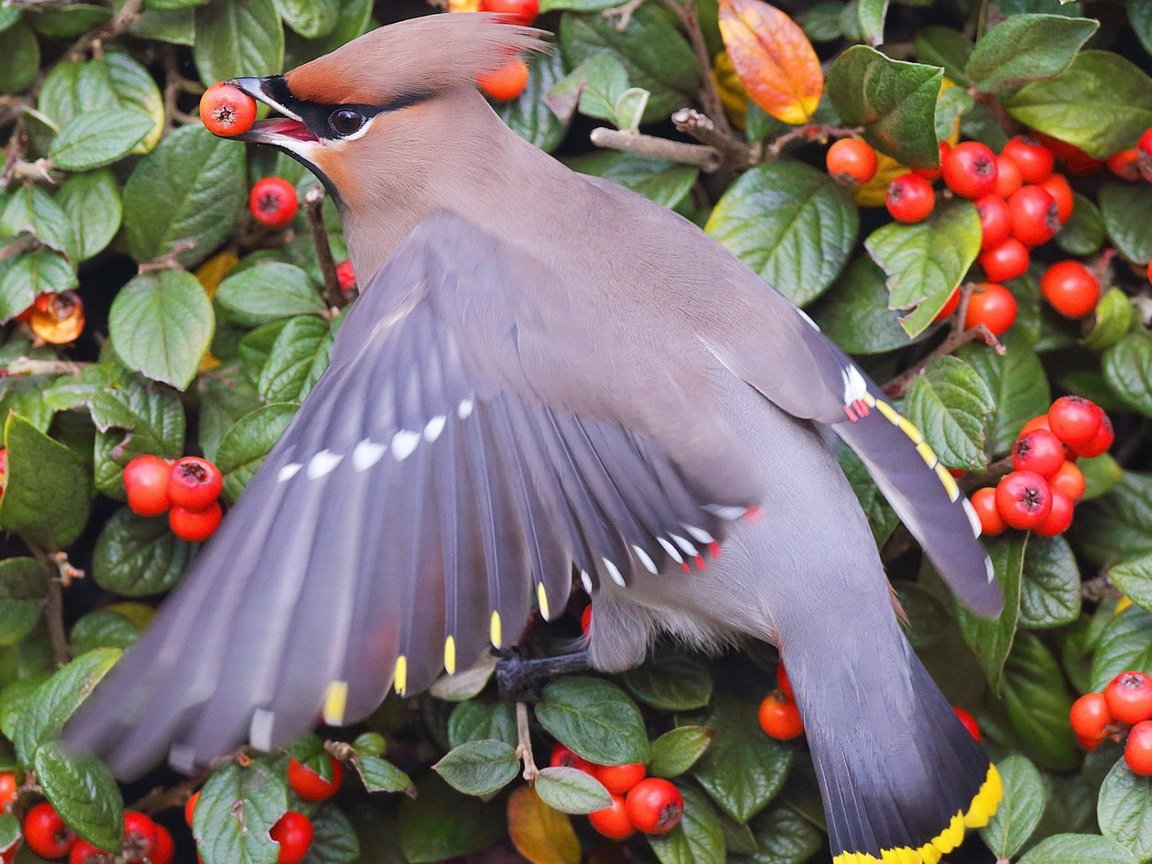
[604, 0, 645, 29]
[671, 107, 754, 170]
[305, 185, 345, 309]
[589, 127, 721, 171]
[0, 235, 39, 264]
[139, 240, 196, 273]
[766, 124, 864, 159]
[4, 357, 89, 377]
[516, 702, 539, 783]
[44, 574, 72, 668]
[66, 0, 144, 61]
[131, 772, 209, 816]
[658, 0, 733, 140]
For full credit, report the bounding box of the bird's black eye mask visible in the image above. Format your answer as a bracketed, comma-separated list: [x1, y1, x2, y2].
[261, 75, 431, 141]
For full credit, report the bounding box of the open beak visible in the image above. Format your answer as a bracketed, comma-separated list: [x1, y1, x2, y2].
[227, 77, 320, 150]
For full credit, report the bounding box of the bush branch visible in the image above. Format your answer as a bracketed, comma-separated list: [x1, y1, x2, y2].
[305, 185, 345, 309]
[671, 108, 755, 170]
[516, 701, 539, 782]
[66, 0, 144, 61]
[590, 127, 721, 171]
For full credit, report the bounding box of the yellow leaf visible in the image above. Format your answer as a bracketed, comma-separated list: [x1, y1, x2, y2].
[507, 786, 581, 864]
[718, 0, 822, 125]
[711, 51, 748, 130]
[194, 250, 239, 300]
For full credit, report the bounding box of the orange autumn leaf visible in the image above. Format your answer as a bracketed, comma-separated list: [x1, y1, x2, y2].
[507, 786, 581, 864]
[718, 0, 823, 125]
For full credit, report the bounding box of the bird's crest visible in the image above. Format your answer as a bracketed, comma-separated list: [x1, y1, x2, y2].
[284, 13, 548, 106]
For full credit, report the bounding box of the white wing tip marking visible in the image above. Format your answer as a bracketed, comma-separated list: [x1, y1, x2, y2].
[169, 744, 196, 774]
[603, 558, 626, 587]
[669, 533, 699, 557]
[249, 708, 275, 751]
[985, 557, 995, 583]
[633, 545, 658, 575]
[277, 463, 303, 483]
[391, 430, 421, 461]
[424, 415, 447, 442]
[682, 524, 715, 544]
[841, 364, 868, 404]
[352, 439, 387, 471]
[796, 308, 822, 331]
[656, 537, 684, 564]
[307, 450, 343, 479]
[580, 571, 593, 594]
[704, 504, 748, 521]
[457, 398, 474, 419]
[961, 498, 983, 538]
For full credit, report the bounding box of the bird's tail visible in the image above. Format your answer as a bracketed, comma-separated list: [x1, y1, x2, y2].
[782, 626, 1002, 864]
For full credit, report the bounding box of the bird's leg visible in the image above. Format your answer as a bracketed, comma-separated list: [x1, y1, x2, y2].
[495, 649, 591, 703]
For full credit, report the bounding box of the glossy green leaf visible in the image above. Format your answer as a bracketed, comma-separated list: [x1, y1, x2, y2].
[216, 262, 326, 327]
[1098, 756, 1152, 861]
[48, 109, 153, 171]
[56, 169, 122, 262]
[1090, 606, 1152, 691]
[958, 332, 1051, 456]
[745, 804, 824, 863]
[1111, 554, 1152, 614]
[70, 606, 148, 656]
[447, 699, 516, 749]
[1132, 0, 1152, 58]
[109, 270, 214, 390]
[0, 250, 77, 323]
[105, 53, 165, 153]
[2, 183, 78, 261]
[0, 24, 38, 92]
[566, 151, 698, 209]
[857, 0, 887, 46]
[865, 199, 982, 337]
[1084, 289, 1135, 353]
[981, 755, 1046, 860]
[1099, 180, 1152, 266]
[533, 766, 612, 814]
[1005, 51, 1152, 159]
[650, 726, 715, 779]
[398, 775, 506, 863]
[813, 257, 927, 354]
[93, 507, 196, 596]
[34, 740, 123, 851]
[1074, 472, 1152, 567]
[537, 676, 648, 765]
[89, 371, 186, 495]
[1056, 193, 1105, 257]
[623, 652, 713, 711]
[957, 534, 1026, 692]
[1018, 833, 1138, 864]
[497, 50, 570, 153]
[706, 161, 857, 306]
[257, 316, 331, 403]
[305, 804, 360, 864]
[0, 557, 49, 647]
[433, 739, 519, 798]
[1103, 333, 1152, 419]
[967, 14, 1097, 93]
[274, 0, 337, 39]
[217, 402, 298, 500]
[353, 753, 413, 795]
[647, 783, 725, 864]
[1002, 632, 1077, 771]
[914, 26, 972, 85]
[1020, 535, 1081, 629]
[193, 759, 286, 864]
[193, 0, 284, 86]
[903, 355, 995, 470]
[827, 45, 941, 168]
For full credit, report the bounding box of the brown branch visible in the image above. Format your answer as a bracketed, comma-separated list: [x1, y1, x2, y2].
[658, 0, 733, 140]
[766, 124, 864, 159]
[138, 240, 195, 273]
[4, 357, 89, 377]
[65, 0, 144, 62]
[131, 772, 209, 816]
[589, 127, 721, 171]
[671, 108, 755, 170]
[305, 185, 345, 309]
[883, 323, 1001, 399]
[516, 702, 539, 783]
[0, 235, 39, 264]
[45, 573, 72, 668]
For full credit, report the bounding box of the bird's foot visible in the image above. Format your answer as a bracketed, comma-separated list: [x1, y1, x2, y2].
[495, 649, 591, 703]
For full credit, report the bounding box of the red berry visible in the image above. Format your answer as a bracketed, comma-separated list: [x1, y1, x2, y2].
[963, 282, 1017, 335]
[975, 195, 1011, 251]
[1011, 429, 1066, 478]
[1037, 133, 1101, 175]
[1048, 396, 1102, 447]
[477, 58, 529, 102]
[478, 0, 539, 25]
[995, 470, 1052, 531]
[1125, 721, 1152, 776]
[1073, 410, 1113, 458]
[886, 173, 935, 223]
[776, 662, 794, 699]
[0, 772, 16, 812]
[69, 839, 111, 864]
[549, 743, 592, 773]
[993, 155, 1023, 199]
[123, 811, 157, 862]
[123, 455, 172, 517]
[943, 141, 998, 199]
[1078, 733, 1102, 751]
[932, 288, 960, 323]
[1008, 185, 1060, 246]
[169, 501, 223, 543]
[979, 237, 1030, 282]
[1040, 260, 1099, 319]
[1069, 692, 1112, 741]
[581, 605, 592, 634]
[1107, 148, 1142, 181]
[200, 82, 257, 137]
[758, 689, 804, 740]
[1035, 488, 1074, 537]
[1020, 414, 1051, 436]
[594, 763, 647, 795]
[826, 138, 878, 186]
[151, 826, 175, 864]
[952, 706, 981, 742]
[971, 487, 1005, 536]
[1037, 172, 1074, 223]
[1002, 136, 1055, 184]
[249, 177, 299, 229]
[1104, 671, 1152, 726]
[1137, 128, 1152, 180]
[270, 812, 313, 864]
[23, 802, 76, 859]
[1050, 460, 1086, 502]
[167, 456, 223, 511]
[184, 791, 199, 828]
[335, 260, 356, 293]
[287, 756, 344, 802]
[624, 778, 684, 835]
[588, 794, 634, 840]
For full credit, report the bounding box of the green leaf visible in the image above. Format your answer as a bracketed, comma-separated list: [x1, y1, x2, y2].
[281, 0, 371, 64]
[2, 183, 78, 261]
[258, 316, 331, 403]
[0, 413, 91, 549]
[856, 0, 887, 46]
[0, 250, 77, 323]
[352, 753, 413, 795]
[559, 5, 699, 123]
[93, 507, 196, 596]
[864, 199, 982, 337]
[305, 804, 360, 864]
[36, 59, 119, 136]
[274, 0, 337, 39]
[433, 739, 519, 798]
[0, 813, 18, 855]
[122, 124, 246, 267]
[966, 14, 1097, 94]
[1084, 289, 1134, 353]
[957, 534, 1025, 692]
[1056, 193, 1105, 257]
[216, 262, 326, 327]
[1081, 453, 1124, 502]
[623, 652, 713, 711]
[533, 766, 612, 814]
[1020, 535, 1081, 629]
[692, 697, 792, 822]
[1002, 632, 1077, 771]
[497, 50, 570, 153]
[105, 53, 166, 154]
[1005, 51, 1152, 159]
[1112, 554, 1152, 614]
[0, 24, 38, 92]
[958, 332, 1051, 455]
[193, 759, 286, 864]
[572, 54, 630, 123]
[647, 783, 725, 864]
[1104, 333, 1152, 418]
[914, 26, 972, 86]
[217, 402, 299, 500]
[1074, 472, 1152, 567]
[90, 372, 186, 495]
[565, 151, 698, 209]
[1099, 756, 1152, 861]
[542, 0, 624, 9]
[398, 775, 506, 863]
[193, 0, 284, 86]
[801, 2, 843, 43]
[14, 647, 121, 765]
[903, 355, 994, 470]
[650, 726, 714, 779]
[48, 109, 153, 171]
[109, 270, 214, 390]
[1132, 0, 1152, 58]
[536, 676, 649, 766]
[199, 372, 262, 463]
[29, 4, 110, 38]
[812, 257, 926, 355]
[745, 804, 824, 863]
[980, 755, 1046, 860]
[56, 169, 122, 262]
[827, 45, 941, 169]
[0, 557, 49, 646]
[1099, 181, 1152, 266]
[447, 700, 516, 749]
[1090, 606, 1152, 692]
[705, 162, 858, 306]
[1018, 833, 1138, 864]
[34, 740, 122, 852]
[70, 606, 149, 656]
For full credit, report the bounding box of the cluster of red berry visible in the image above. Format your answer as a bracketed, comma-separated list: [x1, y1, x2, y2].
[549, 745, 684, 841]
[472, 0, 537, 101]
[970, 396, 1112, 537]
[249, 176, 299, 229]
[14, 291, 86, 345]
[122, 455, 225, 542]
[0, 782, 173, 864]
[1070, 671, 1152, 776]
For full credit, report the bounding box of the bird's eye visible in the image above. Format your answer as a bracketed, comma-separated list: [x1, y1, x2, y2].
[329, 109, 365, 137]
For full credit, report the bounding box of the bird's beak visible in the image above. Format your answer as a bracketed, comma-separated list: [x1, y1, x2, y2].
[226, 76, 320, 151]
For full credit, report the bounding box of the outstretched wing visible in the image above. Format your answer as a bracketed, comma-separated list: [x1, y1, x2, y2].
[65, 213, 756, 778]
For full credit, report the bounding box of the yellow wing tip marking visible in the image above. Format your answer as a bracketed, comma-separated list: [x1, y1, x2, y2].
[915, 440, 938, 468]
[322, 681, 348, 726]
[444, 636, 457, 675]
[831, 764, 1002, 864]
[394, 656, 408, 696]
[536, 583, 550, 620]
[934, 463, 961, 501]
[874, 398, 900, 424]
[490, 611, 502, 647]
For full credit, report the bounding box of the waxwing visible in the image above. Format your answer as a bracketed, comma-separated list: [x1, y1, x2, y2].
[67, 14, 1003, 863]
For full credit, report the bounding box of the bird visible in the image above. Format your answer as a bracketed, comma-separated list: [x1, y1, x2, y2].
[66, 13, 1004, 863]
